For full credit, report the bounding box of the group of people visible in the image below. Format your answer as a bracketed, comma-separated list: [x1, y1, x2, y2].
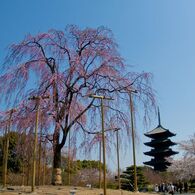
[154, 181, 188, 194]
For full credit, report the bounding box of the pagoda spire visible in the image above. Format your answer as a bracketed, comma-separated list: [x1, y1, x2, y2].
[158, 107, 161, 127]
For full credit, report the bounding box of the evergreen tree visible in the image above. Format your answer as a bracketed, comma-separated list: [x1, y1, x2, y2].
[0, 132, 21, 174]
[61, 158, 102, 173]
[120, 166, 149, 191]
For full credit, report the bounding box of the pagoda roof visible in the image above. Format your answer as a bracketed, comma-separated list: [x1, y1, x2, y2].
[144, 108, 176, 138]
[143, 164, 169, 171]
[143, 159, 171, 166]
[144, 125, 176, 138]
[144, 148, 178, 157]
[144, 138, 177, 147]
[143, 158, 172, 171]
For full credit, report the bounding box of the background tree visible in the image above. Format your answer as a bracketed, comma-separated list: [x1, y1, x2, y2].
[168, 134, 195, 182]
[142, 166, 162, 185]
[0, 132, 21, 174]
[61, 158, 103, 186]
[179, 133, 195, 157]
[0, 130, 53, 186]
[0, 25, 155, 184]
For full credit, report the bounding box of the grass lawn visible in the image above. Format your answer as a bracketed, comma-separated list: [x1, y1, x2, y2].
[0, 185, 155, 195]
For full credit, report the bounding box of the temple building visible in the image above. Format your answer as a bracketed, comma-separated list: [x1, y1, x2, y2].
[143, 109, 178, 171]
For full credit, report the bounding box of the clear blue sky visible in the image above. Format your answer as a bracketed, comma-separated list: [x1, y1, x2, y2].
[1, 0, 195, 171]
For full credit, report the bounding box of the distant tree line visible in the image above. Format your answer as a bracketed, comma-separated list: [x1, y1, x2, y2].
[0, 131, 104, 186]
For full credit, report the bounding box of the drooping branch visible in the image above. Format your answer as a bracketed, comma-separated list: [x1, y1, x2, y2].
[59, 98, 95, 149]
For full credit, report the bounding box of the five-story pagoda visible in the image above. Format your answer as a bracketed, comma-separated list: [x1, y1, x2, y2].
[143, 109, 178, 171]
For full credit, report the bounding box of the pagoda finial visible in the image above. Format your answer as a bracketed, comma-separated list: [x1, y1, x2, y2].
[158, 107, 161, 126]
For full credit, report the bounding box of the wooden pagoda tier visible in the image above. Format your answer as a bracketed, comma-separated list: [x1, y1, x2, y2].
[144, 158, 171, 172]
[143, 108, 178, 171]
[144, 158, 172, 166]
[144, 148, 178, 157]
[144, 138, 177, 147]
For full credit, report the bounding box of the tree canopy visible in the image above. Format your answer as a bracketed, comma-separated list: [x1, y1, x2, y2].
[168, 134, 195, 181]
[0, 25, 156, 184]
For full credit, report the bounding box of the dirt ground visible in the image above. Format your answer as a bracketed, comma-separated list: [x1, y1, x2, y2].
[0, 186, 155, 195]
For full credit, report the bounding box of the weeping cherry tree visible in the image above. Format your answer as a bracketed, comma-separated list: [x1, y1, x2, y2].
[0, 25, 156, 184]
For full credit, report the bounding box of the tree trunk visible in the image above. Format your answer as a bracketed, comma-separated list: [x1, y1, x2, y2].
[52, 145, 62, 185]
